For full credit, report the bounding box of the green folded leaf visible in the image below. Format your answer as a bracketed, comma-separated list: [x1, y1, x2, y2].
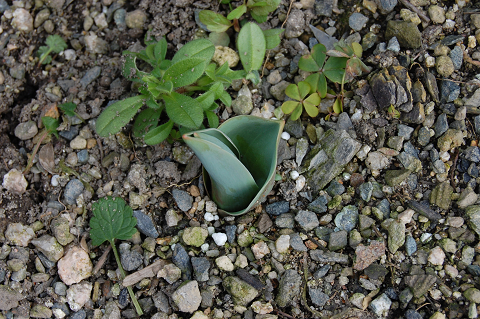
[238, 22, 266, 73]
[303, 93, 320, 117]
[42, 116, 60, 138]
[198, 10, 233, 33]
[133, 108, 161, 138]
[282, 100, 300, 114]
[162, 57, 208, 88]
[227, 4, 247, 20]
[96, 95, 145, 137]
[122, 53, 148, 82]
[263, 28, 283, 50]
[285, 84, 301, 101]
[290, 103, 303, 120]
[351, 42, 363, 58]
[59, 102, 77, 117]
[333, 98, 343, 114]
[305, 73, 328, 98]
[323, 57, 348, 83]
[172, 39, 215, 63]
[196, 90, 216, 111]
[164, 92, 203, 129]
[183, 116, 284, 215]
[144, 120, 173, 145]
[183, 132, 259, 212]
[297, 81, 311, 99]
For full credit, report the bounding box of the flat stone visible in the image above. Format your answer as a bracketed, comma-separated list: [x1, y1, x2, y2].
[223, 276, 258, 306]
[353, 240, 386, 270]
[2, 169, 28, 195]
[67, 282, 93, 311]
[172, 280, 201, 313]
[0, 285, 24, 310]
[404, 274, 437, 298]
[14, 121, 38, 140]
[58, 246, 92, 285]
[133, 210, 159, 238]
[275, 269, 302, 307]
[385, 20, 422, 49]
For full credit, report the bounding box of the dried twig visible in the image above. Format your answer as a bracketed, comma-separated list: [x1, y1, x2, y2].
[281, 0, 294, 29]
[464, 48, 480, 67]
[398, 0, 430, 23]
[92, 245, 111, 275]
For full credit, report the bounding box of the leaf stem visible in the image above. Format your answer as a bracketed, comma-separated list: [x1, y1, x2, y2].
[109, 240, 144, 316]
[38, 47, 53, 66]
[23, 130, 49, 174]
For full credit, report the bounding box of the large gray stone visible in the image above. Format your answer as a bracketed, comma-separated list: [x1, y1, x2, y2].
[302, 129, 361, 192]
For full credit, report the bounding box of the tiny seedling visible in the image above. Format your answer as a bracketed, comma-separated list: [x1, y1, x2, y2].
[23, 103, 79, 174]
[23, 116, 59, 174]
[89, 197, 143, 316]
[37, 34, 68, 66]
[281, 81, 320, 120]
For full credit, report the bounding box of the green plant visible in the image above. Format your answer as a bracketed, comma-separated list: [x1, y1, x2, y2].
[198, 2, 283, 84]
[281, 81, 320, 120]
[297, 41, 370, 119]
[95, 37, 245, 145]
[37, 34, 68, 66]
[200, 0, 281, 31]
[183, 115, 284, 216]
[90, 197, 143, 316]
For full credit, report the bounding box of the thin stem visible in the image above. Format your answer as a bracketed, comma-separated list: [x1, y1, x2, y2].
[38, 47, 53, 66]
[110, 240, 144, 316]
[23, 130, 49, 174]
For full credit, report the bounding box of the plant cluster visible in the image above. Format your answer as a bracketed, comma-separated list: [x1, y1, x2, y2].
[95, 0, 283, 145]
[282, 40, 370, 120]
[199, 0, 282, 83]
[37, 34, 68, 66]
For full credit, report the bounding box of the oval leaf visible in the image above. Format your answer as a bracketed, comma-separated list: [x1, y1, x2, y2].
[237, 22, 266, 73]
[290, 103, 303, 120]
[133, 108, 161, 138]
[227, 4, 247, 20]
[282, 100, 300, 114]
[164, 92, 203, 129]
[144, 120, 173, 145]
[198, 10, 232, 33]
[163, 58, 208, 88]
[263, 28, 283, 50]
[297, 81, 311, 100]
[172, 39, 215, 63]
[96, 95, 145, 137]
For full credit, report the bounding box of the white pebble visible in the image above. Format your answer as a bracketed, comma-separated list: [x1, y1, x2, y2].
[295, 175, 306, 192]
[214, 215, 219, 220]
[290, 170, 299, 180]
[212, 233, 228, 246]
[200, 243, 209, 252]
[207, 226, 215, 235]
[204, 212, 215, 221]
[51, 175, 60, 187]
[281, 132, 290, 140]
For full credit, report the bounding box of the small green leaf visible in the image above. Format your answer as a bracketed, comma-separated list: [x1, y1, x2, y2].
[96, 95, 145, 137]
[164, 92, 203, 129]
[163, 57, 209, 88]
[172, 39, 215, 63]
[90, 197, 137, 247]
[42, 116, 60, 138]
[227, 4, 247, 20]
[323, 57, 347, 83]
[285, 84, 301, 101]
[351, 42, 363, 58]
[282, 100, 300, 114]
[144, 120, 174, 145]
[196, 91, 216, 111]
[45, 34, 68, 53]
[311, 43, 327, 68]
[326, 49, 350, 58]
[154, 37, 168, 63]
[248, 0, 280, 21]
[297, 81, 311, 100]
[208, 31, 230, 47]
[205, 110, 219, 128]
[59, 102, 77, 117]
[250, 12, 268, 23]
[332, 98, 343, 114]
[38, 46, 52, 65]
[122, 53, 148, 82]
[245, 70, 261, 85]
[304, 93, 320, 117]
[298, 55, 318, 72]
[219, 91, 232, 107]
[238, 22, 266, 73]
[290, 103, 303, 120]
[133, 108, 161, 138]
[263, 28, 283, 50]
[198, 10, 232, 33]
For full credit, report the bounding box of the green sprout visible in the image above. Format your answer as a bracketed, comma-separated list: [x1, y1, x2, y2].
[37, 35, 68, 66]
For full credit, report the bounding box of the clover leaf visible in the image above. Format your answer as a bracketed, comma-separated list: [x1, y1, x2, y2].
[281, 81, 320, 121]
